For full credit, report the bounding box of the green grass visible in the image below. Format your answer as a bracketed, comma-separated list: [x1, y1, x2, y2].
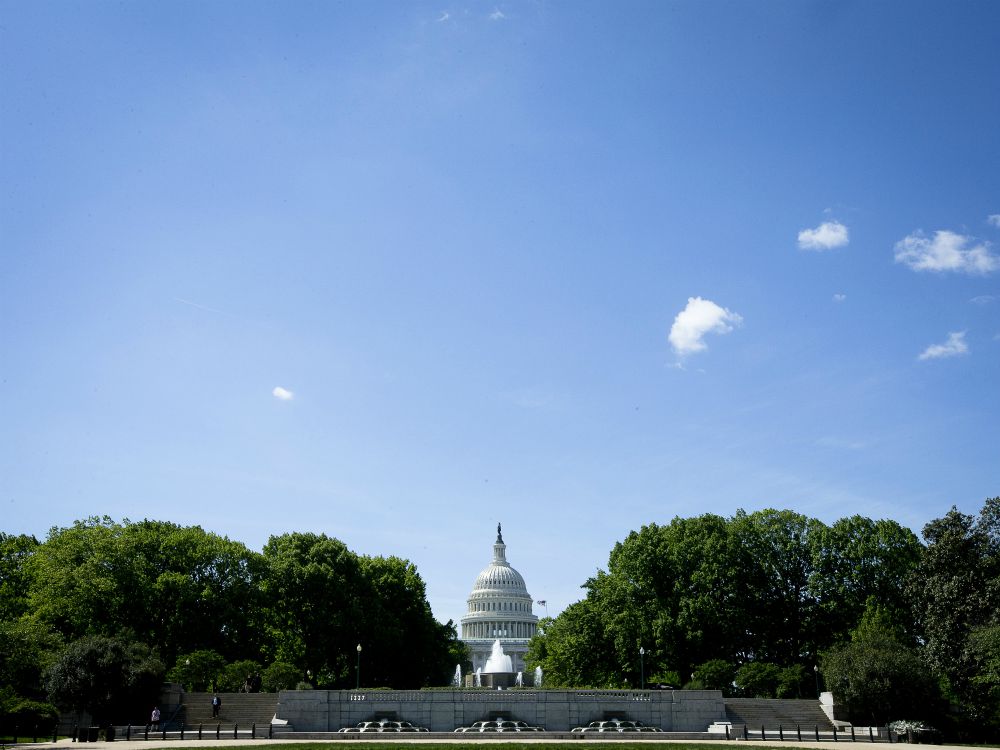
[125, 745, 815, 750]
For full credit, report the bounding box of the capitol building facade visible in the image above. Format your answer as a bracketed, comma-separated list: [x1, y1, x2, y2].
[460, 524, 538, 673]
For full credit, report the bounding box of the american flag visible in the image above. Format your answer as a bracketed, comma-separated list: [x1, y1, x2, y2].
[536, 600, 546, 606]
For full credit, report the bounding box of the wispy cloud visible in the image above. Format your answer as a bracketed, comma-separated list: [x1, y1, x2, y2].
[816, 435, 867, 451]
[970, 294, 996, 305]
[174, 297, 233, 316]
[272, 386, 295, 401]
[988, 214, 1000, 228]
[918, 331, 969, 361]
[894, 230, 999, 274]
[489, 8, 505, 20]
[798, 220, 849, 251]
[668, 297, 743, 356]
[436, 11, 450, 22]
[833, 293, 847, 303]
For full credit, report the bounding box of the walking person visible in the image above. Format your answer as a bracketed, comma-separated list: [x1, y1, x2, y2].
[211, 695, 221, 719]
[150, 706, 161, 731]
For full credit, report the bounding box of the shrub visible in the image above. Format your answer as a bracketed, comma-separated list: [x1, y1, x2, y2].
[261, 662, 301, 692]
[217, 660, 262, 692]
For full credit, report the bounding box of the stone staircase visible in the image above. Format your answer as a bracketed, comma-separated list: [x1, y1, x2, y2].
[725, 698, 835, 730]
[178, 692, 279, 730]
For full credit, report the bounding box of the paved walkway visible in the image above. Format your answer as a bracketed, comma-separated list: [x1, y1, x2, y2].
[3, 740, 987, 750]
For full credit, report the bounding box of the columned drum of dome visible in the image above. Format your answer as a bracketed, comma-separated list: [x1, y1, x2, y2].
[460, 524, 538, 674]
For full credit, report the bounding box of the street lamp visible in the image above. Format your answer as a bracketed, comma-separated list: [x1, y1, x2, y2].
[639, 647, 645, 690]
[813, 664, 819, 698]
[356, 644, 362, 689]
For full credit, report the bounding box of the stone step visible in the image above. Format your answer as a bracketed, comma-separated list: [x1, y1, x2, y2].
[179, 692, 279, 729]
[724, 698, 834, 730]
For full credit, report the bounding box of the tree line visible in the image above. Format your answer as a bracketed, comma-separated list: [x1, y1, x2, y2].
[0, 518, 465, 728]
[523, 500, 1000, 741]
[3, 502, 998, 741]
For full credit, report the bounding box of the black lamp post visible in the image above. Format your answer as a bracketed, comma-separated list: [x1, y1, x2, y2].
[356, 644, 362, 689]
[813, 664, 819, 698]
[639, 647, 645, 690]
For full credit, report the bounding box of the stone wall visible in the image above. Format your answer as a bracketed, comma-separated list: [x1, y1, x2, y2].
[276, 689, 727, 733]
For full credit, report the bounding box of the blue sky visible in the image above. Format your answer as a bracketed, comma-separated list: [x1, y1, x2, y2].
[2, 1, 998, 629]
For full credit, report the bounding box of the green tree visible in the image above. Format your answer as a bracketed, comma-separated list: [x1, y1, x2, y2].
[27, 518, 266, 665]
[729, 509, 825, 665]
[0, 533, 40, 621]
[44, 635, 164, 725]
[968, 625, 1000, 731]
[811, 517, 922, 649]
[217, 660, 261, 692]
[167, 649, 226, 692]
[821, 626, 940, 726]
[261, 661, 301, 692]
[524, 599, 617, 687]
[0, 619, 63, 702]
[261, 532, 365, 686]
[735, 662, 782, 697]
[528, 508, 924, 690]
[691, 659, 736, 694]
[909, 498, 1000, 729]
[587, 515, 742, 683]
[356, 555, 458, 687]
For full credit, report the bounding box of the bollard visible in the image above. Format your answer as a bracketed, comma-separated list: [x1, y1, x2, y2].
[73, 724, 79, 742]
[54, 725, 59, 743]
[870, 727, 875, 742]
[199, 724, 203, 740]
[780, 724, 784, 741]
[216, 723, 221, 740]
[234, 723, 239, 740]
[725, 725, 730, 740]
[834, 725, 838, 742]
[161, 725, 166, 741]
[144, 724, 149, 741]
[252, 722, 256, 739]
[269, 722, 274, 739]
[126, 724, 131, 741]
[743, 724, 748, 741]
[180, 725, 185, 740]
[798, 725, 802, 741]
[851, 726, 856, 742]
[762, 724, 766, 741]
[815, 725, 820, 742]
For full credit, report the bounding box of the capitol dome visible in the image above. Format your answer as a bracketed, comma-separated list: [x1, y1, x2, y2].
[474, 563, 526, 589]
[460, 524, 538, 673]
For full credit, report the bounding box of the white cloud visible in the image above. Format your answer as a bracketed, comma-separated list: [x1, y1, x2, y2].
[489, 8, 505, 20]
[918, 331, 969, 361]
[798, 220, 849, 251]
[436, 11, 450, 22]
[894, 230, 999, 274]
[833, 293, 847, 302]
[272, 386, 294, 401]
[988, 214, 1000, 228]
[970, 295, 996, 305]
[668, 297, 743, 356]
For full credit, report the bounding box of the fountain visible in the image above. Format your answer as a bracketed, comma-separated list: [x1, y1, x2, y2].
[534, 665, 542, 688]
[453, 664, 462, 687]
[515, 671, 523, 687]
[484, 639, 513, 673]
[474, 668, 482, 687]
